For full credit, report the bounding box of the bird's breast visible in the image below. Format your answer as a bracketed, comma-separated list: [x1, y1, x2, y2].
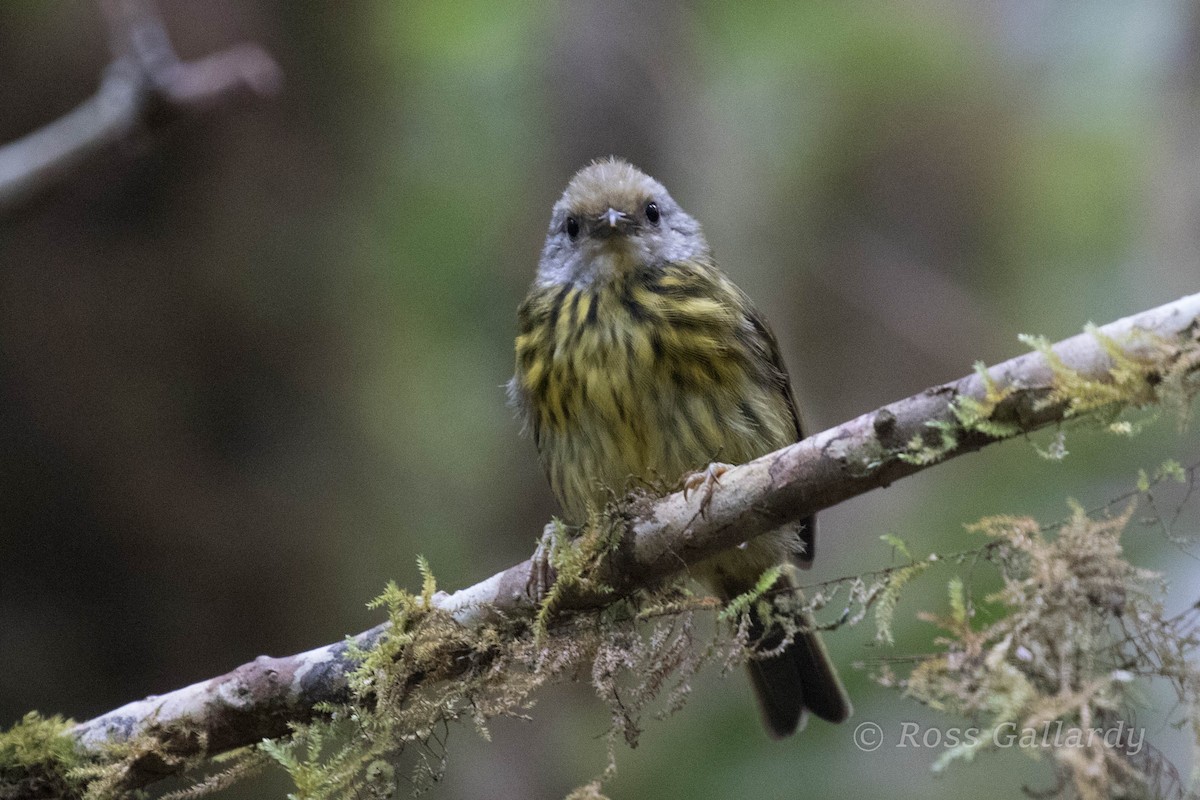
[513, 264, 794, 520]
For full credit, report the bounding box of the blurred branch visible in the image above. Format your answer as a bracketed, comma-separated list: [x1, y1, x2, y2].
[0, 0, 281, 216]
[49, 291, 1200, 796]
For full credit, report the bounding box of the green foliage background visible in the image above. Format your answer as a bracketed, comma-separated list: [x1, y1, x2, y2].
[0, 1, 1197, 797]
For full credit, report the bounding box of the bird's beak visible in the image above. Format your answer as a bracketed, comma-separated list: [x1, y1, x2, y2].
[595, 207, 633, 237]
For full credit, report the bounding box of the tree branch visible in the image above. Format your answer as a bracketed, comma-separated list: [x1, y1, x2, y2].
[59, 291, 1200, 794]
[0, 0, 281, 215]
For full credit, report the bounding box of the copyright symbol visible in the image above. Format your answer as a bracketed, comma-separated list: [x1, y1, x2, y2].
[853, 721, 883, 752]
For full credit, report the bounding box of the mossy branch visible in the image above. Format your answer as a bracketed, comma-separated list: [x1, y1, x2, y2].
[5, 291, 1199, 798]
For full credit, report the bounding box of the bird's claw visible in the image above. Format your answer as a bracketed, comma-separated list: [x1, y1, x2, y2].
[526, 522, 560, 604]
[682, 462, 733, 519]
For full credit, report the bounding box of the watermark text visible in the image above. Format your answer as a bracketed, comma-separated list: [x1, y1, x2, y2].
[852, 720, 1144, 756]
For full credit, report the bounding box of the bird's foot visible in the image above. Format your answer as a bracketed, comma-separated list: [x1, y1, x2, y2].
[682, 462, 734, 519]
[526, 521, 560, 604]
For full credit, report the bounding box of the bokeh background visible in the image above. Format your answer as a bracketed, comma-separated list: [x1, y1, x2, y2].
[2, 2, 1199, 798]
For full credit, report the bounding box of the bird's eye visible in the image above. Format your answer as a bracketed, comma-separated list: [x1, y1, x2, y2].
[565, 216, 580, 239]
[645, 202, 660, 224]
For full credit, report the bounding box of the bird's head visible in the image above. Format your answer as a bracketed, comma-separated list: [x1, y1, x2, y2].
[535, 158, 708, 287]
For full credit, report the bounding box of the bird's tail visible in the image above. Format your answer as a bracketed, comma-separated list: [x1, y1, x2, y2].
[717, 570, 852, 738]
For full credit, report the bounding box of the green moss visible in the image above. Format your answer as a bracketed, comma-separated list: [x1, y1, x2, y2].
[897, 419, 959, 466]
[879, 532, 914, 561]
[0, 712, 80, 774]
[873, 560, 932, 646]
[0, 712, 84, 799]
[952, 362, 1022, 440]
[717, 564, 784, 623]
[533, 510, 622, 639]
[893, 322, 1200, 471]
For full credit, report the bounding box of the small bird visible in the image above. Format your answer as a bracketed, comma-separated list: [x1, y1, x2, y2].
[508, 158, 850, 737]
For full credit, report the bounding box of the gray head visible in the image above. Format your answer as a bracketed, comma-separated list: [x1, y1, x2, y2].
[535, 158, 710, 288]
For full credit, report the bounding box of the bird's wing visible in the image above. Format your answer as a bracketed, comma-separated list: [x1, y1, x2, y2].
[744, 304, 817, 565]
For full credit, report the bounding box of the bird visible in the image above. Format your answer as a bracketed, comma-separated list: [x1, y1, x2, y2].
[507, 157, 850, 737]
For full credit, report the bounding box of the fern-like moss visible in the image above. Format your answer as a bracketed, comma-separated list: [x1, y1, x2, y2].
[897, 504, 1196, 798]
[0, 712, 84, 800]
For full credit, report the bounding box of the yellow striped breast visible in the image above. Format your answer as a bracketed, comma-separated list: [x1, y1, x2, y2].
[513, 261, 797, 522]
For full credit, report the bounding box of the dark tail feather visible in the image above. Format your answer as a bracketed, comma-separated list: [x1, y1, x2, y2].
[724, 573, 852, 738]
[745, 631, 806, 737]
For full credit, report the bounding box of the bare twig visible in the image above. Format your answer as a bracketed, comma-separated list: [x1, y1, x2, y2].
[0, 0, 281, 215]
[64, 291, 1200, 794]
